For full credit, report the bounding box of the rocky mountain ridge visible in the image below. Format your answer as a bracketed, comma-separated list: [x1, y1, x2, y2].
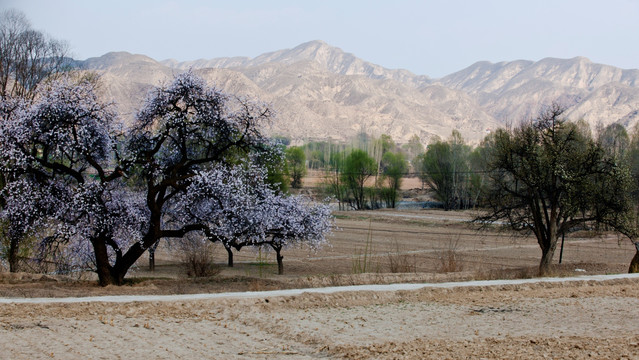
[77, 40, 639, 144]
[439, 56, 639, 127]
[161, 40, 432, 88]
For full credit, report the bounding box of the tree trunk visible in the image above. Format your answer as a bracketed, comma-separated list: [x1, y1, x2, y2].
[275, 248, 284, 275]
[94, 234, 153, 286]
[8, 237, 19, 272]
[92, 237, 118, 286]
[629, 242, 639, 273]
[537, 210, 559, 276]
[148, 240, 160, 272]
[225, 245, 234, 267]
[539, 240, 557, 276]
[112, 241, 149, 283]
[106, 262, 130, 286]
[148, 250, 155, 272]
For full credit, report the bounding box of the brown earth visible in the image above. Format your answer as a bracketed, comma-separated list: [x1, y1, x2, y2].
[1, 208, 638, 359]
[1, 278, 639, 359]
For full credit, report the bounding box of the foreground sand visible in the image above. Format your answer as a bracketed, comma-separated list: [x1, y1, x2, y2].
[2, 276, 639, 359]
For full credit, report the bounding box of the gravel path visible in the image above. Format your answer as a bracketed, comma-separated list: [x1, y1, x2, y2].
[1, 273, 637, 304]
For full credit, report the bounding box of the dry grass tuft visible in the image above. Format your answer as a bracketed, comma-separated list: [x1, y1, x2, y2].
[437, 236, 464, 273]
[387, 240, 416, 273]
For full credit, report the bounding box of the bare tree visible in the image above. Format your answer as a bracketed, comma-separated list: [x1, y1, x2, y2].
[0, 9, 69, 100]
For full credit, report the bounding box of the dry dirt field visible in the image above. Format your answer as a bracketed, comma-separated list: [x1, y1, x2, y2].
[1, 207, 639, 359]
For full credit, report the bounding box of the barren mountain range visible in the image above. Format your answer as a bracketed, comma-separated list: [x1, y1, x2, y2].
[76, 40, 639, 145]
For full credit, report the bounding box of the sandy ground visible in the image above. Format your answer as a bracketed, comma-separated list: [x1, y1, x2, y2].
[2, 206, 639, 359]
[1, 276, 639, 359]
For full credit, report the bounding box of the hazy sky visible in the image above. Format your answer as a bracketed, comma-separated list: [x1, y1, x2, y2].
[3, 0, 639, 77]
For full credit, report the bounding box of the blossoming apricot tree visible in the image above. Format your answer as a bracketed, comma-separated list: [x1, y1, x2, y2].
[0, 71, 333, 284]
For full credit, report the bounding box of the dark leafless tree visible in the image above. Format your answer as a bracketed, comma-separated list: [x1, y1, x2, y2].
[0, 9, 70, 100]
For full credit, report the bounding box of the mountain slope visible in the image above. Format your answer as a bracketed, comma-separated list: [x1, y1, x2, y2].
[439, 57, 639, 127]
[80, 47, 497, 144]
[161, 40, 431, 88]
[78, 42, 639, 145]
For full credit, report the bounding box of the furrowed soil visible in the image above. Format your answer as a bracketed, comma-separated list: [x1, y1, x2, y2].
[1, 207, 638, 359]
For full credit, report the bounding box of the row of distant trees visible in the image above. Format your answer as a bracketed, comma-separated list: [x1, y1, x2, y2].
[297, 134, 409, 210]
[279, 133, 410, 210]
[321, 148, 408, 210]
[285, 130, 476, 211]
[283, 110, 639, 274]
[286, 120, 639, 214]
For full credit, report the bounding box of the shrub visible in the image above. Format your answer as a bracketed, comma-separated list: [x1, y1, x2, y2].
[177, 236, 219, 278]
[437, 236, 463, 273]
[387, 240, 416, 273]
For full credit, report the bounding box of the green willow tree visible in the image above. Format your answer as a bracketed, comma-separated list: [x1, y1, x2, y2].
[598, 123, 629, 159]
[324, 151, 348, 210]
[402, 134, 425, 162]
[342, 149, 377, 210]
[380, 151, 408, 208]
[285, 146, 306, 189]
[478, 105, 637, 275]
[416, 130, 474, 210]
